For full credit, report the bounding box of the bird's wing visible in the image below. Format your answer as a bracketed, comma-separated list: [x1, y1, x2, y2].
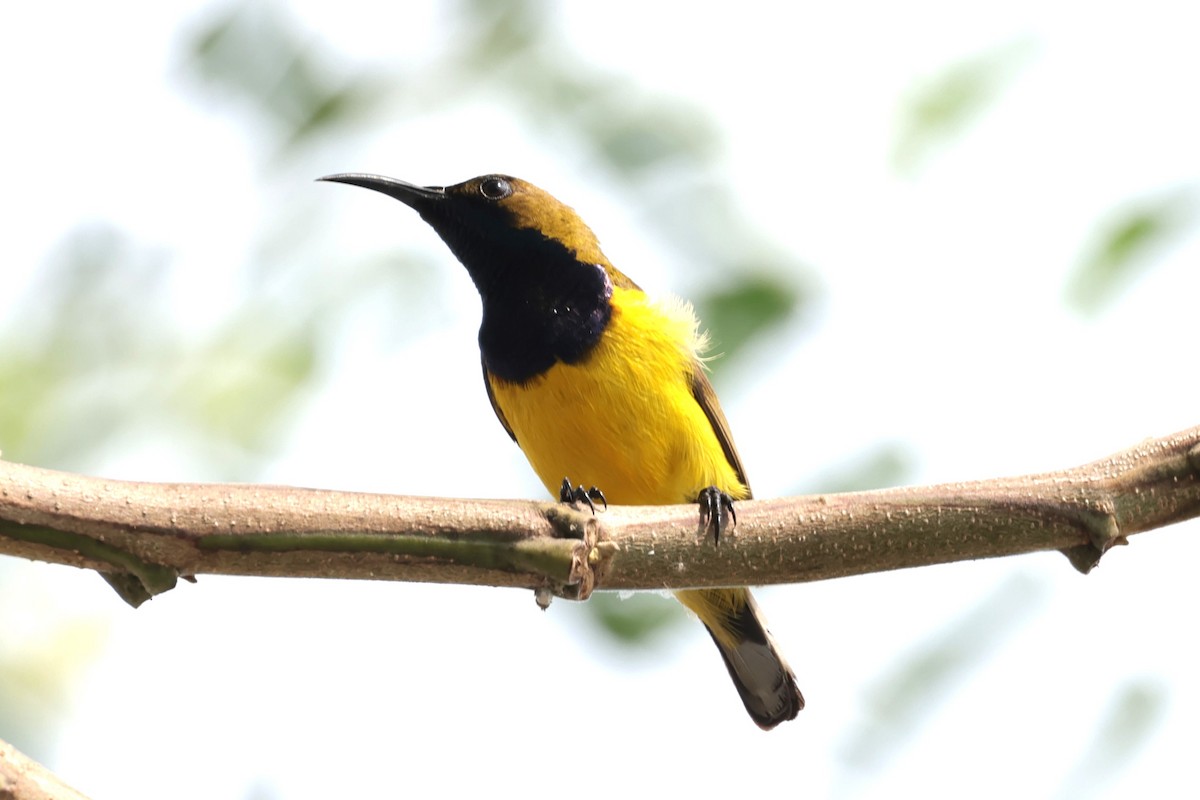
[482, 359, 518, 442]
[688, 362, 752, 498]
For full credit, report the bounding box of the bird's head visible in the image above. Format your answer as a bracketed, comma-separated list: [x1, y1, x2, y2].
[319, 173, 637, 296]
[321, 172, 638, 381]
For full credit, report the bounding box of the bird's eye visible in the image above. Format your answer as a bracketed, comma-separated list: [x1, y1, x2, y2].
[479, 177, 512, 200]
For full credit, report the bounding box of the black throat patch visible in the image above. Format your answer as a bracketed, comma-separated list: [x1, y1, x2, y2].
[431, 220, 614, 384]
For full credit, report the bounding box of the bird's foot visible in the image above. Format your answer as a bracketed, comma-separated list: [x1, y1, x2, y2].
[697, 486, 736, 544]
[559, 477, 607, 514]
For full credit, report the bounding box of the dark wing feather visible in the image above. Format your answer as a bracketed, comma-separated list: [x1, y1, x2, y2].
[688, 363, 752, 498]
[482, 359, 517, 443]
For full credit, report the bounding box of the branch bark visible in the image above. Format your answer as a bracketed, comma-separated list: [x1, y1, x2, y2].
[2, 425, 1198, 607]
[0, 739, 91, 800]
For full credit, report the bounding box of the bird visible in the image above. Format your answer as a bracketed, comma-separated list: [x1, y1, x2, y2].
[321, 171, 803, 729]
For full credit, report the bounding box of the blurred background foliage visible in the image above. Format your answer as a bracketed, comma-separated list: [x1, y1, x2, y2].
[1066, 188, 1197, 313]
[892, 39, 1036, 175]
[1, 0, 1194, 796]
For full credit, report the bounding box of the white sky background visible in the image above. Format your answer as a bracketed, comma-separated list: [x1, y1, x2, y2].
[3, 1, 1200, 798]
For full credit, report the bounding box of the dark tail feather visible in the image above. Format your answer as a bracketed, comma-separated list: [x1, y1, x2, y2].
[703, 594, 804, 730]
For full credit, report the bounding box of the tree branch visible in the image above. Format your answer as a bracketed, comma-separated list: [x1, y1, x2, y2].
[0, 738, 92, 800]
[2, 425, 1198, 607]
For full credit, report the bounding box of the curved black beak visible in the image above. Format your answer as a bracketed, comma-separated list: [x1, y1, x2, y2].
[318, 173, 446, 212]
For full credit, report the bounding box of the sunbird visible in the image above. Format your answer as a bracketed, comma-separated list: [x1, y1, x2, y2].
[322, 172, 803, 728]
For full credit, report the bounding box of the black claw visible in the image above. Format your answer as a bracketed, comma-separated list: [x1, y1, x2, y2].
[697, 486, 736, 544]
[559, 477, 606, 515]
[586, 486, 608, 511]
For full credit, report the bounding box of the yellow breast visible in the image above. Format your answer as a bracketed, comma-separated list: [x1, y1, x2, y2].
[487, 287, 747, 506]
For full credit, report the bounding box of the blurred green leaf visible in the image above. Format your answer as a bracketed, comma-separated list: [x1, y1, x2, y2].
[460, 0, 550, 63]
[807, 443, 913, 494]
[168, 320, 319, 451]
[183, 3, 382, 152]
[893, 39, 1035, 173]
[0, 601, 109, 762]
[0, 224, 326, 475]
[285, 81, 382, 149]
[454, 2, 721, 176]
[1067, 191, 1196, 313]
[839, 573, 1046, 774]
[697, 273, 800, 365]
[0, 225, 170, 467]
[585, 592, 682, 646]
[580, 98, 719, 174]
[1055, 680, 1166, 799]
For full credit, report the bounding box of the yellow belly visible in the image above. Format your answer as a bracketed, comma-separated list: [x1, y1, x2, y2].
[487, 289, 747, 505]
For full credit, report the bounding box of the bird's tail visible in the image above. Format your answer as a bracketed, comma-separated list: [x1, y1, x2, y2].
[675, 587, 803, 729]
